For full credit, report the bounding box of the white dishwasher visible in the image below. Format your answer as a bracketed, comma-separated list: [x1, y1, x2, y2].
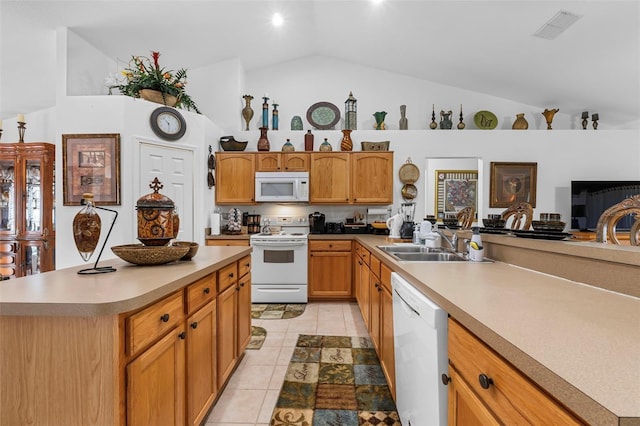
[392, 272, 448, 426]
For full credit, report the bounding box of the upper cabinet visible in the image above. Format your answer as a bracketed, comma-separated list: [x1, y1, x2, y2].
[215, 151, 393, 205]
[0, 142, 56, 278]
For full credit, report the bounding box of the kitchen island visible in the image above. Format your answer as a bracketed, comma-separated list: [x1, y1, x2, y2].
[0, 245, 252, 426]
[352, 234, 639, 426]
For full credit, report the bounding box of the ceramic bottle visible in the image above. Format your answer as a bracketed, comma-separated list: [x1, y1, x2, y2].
[304, 130, 314, 151]
[512, 113, 529, 130]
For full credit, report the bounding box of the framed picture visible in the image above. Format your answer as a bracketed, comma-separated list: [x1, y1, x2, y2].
[62, 133, 121, 205]
[434, 170, 478, 219]
[490, 162, 537, 208]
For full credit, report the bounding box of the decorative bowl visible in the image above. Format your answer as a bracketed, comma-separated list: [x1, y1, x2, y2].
[111, 244, 189, 265]
[219, 136, 248, 151]
[172, 241, 199, 260]
[361, 141, 390, 151]
[532, 220, 566, 232]
[483, 218, 506, 229]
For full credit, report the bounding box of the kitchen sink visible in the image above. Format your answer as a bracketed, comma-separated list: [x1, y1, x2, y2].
[377, 244, 444, 254]
[393, 252, 469, 262]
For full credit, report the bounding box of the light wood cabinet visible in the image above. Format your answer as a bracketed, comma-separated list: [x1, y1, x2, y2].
[0, 142, 55, 278]
[215, 153, 255, 204]
[447, 318, 584, 425]
[354, 242, 371, 325]
[309, 153, 351, 203]
[206, 239, 250, 246]
[308, 240, 353, 299]
[237, 271, 252, 354]
[256, 152, 309, 172]
[351, 152, 393, 204]
[379, 263, 396, 400]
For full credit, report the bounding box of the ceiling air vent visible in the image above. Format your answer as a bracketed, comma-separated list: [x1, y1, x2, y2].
[533, 10, 582, 40]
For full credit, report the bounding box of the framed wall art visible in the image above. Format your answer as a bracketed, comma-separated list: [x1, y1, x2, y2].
[489, 162, 537, 208]
[434, 170, 478, 219]
[62, 133, 121, 205]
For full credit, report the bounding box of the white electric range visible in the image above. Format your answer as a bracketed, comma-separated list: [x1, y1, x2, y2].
[249, 216, 309, 303]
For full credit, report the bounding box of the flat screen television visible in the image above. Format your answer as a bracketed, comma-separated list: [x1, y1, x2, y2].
[571, 180, 640, 231]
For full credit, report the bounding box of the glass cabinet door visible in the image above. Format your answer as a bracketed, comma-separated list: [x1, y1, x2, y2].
[0, 158, 16, 235]
[24, 158, 42, 234]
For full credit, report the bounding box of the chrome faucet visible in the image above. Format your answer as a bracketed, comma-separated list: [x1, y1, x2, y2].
[435, 229, 458, 252]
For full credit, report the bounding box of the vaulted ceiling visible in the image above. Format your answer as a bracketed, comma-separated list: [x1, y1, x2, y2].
[2, 0, 639, 128]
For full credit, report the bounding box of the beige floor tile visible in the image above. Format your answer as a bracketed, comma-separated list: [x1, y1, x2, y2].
[261, 320, 290, 332]
[206, 388, 266, 423]
[257, 389, 280, 423]
[269, 364, 288, 389]
[276, 345, 296, 365]
[261, 331, 286, 347]
[244, 345, 281, 365]
[226, 364, 274, 390]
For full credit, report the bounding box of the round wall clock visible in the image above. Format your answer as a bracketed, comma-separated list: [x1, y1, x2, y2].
[150, 107, 187, 141]
[306, 102, 341, 130]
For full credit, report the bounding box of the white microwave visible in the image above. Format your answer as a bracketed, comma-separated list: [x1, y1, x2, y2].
[255, 171, 309, 202]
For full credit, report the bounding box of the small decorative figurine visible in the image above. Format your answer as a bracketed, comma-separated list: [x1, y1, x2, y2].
[345, 91, 357, 130]
[542, 108, 559, 130]
[399, 105, 408, 130]
[581, 111, 589, 130]
[373, 111, 387, 130]
[439, 110, 453, 129]
[457, 104, 465, 130]
[429, 104, 438, 129]
[242, 95, 254, 131]
[592, 113, 599, 130]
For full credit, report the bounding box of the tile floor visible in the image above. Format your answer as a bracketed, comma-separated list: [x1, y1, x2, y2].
[205, 301, 369, 425]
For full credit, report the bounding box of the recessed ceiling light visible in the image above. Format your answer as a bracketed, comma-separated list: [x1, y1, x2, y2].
[272, 12, 284, 27]
[533, 10, 582, 40]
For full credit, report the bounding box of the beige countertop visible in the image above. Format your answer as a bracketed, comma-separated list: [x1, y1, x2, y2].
[355, 234, 640, 426]
[0, 246, 251, 317]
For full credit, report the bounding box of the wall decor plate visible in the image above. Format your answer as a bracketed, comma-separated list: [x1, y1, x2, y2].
[306, 102, 341, 130]
[401, 183, 418, 200]
[474, 110, 498, 129]
[399, 159, 420, 184]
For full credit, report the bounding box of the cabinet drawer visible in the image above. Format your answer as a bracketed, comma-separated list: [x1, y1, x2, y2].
[370, 255, 381, 278]
[218, 262, 238, 292]
[238, 255, 251, 278]
[127, 291, 185, 356]
[448, 319, 583, 425]
[205, 239, 250, 246]
[186, 273, 216, 314]
[309, 240, 352, 252]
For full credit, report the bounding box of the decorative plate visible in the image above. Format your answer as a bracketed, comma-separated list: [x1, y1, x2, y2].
[473, 110, 498, 129]
[306, 102, 341, 130]
[401, 183, 418, 200]
[399, 159, 420, 184]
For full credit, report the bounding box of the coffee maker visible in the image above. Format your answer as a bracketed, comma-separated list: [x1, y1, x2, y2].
[309, 212, 326, 234]
[399, 202, 416, 239]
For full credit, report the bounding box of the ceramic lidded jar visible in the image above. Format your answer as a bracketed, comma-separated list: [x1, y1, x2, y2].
[136, 177, 176, 246]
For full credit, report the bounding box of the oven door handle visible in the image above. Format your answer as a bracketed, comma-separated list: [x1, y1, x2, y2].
[251, 240, 308, 247]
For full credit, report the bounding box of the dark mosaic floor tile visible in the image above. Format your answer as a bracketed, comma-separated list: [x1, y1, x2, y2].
[352, 348, 379, 365]
[318, 363, 355, 385]
[321, 347, 353, 364]
[352, 336, 374, 349]
[285, 362, 320, 384]
[271, 408, 313, 426]
[313, 409, 358, 425]
[298, 335, 324, 347]
[358, 410, 401, 425]
[315, 384, 357, 410]
[291, 347, 321, 363]
[276, 381, 317, 409]
[355, 385, 396, 412]
[353, 364, 387, 386]
[266, 303, 288, 311]
[323, 335, 354, 348]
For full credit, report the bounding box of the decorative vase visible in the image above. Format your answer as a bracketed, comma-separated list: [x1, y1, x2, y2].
[139, 89, 178, 107]
[73, 193, 101, 261]
[282, 139, 295, 152]
[304, 130, 314, 151]
[272, 102, 279, 130]
[542, 108, 559, 130]
[262, 96, 269, 128]
[242, 95, 254, 131]
[439, 110, 453, 129]
[399, 105, 408, 130]
[373, 111, 387, 130]
[512, 113, 529, 130]
[136, 177, 177, 246]
[340, 129, 353, 151]
[258, 127, 270, 151]
[319, 138, 332, 151]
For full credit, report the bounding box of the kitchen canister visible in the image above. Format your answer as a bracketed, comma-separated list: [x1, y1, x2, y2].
[210, 213, 221, 235]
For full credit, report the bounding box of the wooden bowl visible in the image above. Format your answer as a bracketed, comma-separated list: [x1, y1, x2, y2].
[111, 244, 189, 265]
[219, 136, 248, 151]
[172, 241, 199, 260]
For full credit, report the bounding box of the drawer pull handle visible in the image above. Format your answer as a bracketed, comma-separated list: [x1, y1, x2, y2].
[203, 287, 210, 294]
[160, 313, 170, 323]
[229, 272, 234, 278]
[178, 332, 186, 340]
[240, 282, 245, 287]
[479, 374, 493, 389]
[191, 322, 198, 329]
[245, 262, 250, 267]
[441, 374, 451, 385]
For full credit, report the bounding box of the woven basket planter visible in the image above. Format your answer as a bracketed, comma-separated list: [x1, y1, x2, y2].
[139, 89, 178, 107]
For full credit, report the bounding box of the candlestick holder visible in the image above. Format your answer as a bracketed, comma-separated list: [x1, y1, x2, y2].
[457, 104, 466, 129]
[429, 104, 438, 129]
[592, 113, 599, 130]
[261, 96, 269, 129]
[18, 121, 26, 143]
[272, 103, 279, 130]
[581, 111, 589, 130]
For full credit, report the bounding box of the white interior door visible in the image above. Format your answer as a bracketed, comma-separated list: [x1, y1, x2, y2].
[138, 141, 195, 242]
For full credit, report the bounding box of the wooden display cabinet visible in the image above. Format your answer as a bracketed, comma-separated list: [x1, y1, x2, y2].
[0, 142, 55, 278]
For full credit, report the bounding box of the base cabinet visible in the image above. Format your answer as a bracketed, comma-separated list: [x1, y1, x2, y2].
[308, 240, 353, 300]
[447, 318, 584, 425]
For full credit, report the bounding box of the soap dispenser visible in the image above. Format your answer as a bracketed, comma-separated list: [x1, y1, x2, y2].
[471, 226, 483, 248]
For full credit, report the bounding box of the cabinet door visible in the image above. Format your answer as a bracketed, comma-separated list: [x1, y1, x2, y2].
[127, 326, 186, 426]
[283, 153, 309, 171]
[351, 152, 393, 204]
[256, 153, 282, 171]
[369, 273, 381, 350]
[380, 267, 396, 399]
[0, 240, 17, 279]
[448, 366, 500, 426]
[357, 257, 371, 326]
[215, 153, 255, 204]
[217, 284, 237, 388]
[308, 249, 353, 299]
[236, 272, 252, 354]
[309, 153, 350, 203]
[0, 154, 17, 237]
[187, 300, 217, 426]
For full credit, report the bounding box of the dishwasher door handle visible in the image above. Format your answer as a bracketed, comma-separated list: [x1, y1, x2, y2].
[394, 288, 420, 317]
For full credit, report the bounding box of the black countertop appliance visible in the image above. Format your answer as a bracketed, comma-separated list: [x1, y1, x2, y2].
[324, 222, 345, 234]
[309, 212, 326, 234]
